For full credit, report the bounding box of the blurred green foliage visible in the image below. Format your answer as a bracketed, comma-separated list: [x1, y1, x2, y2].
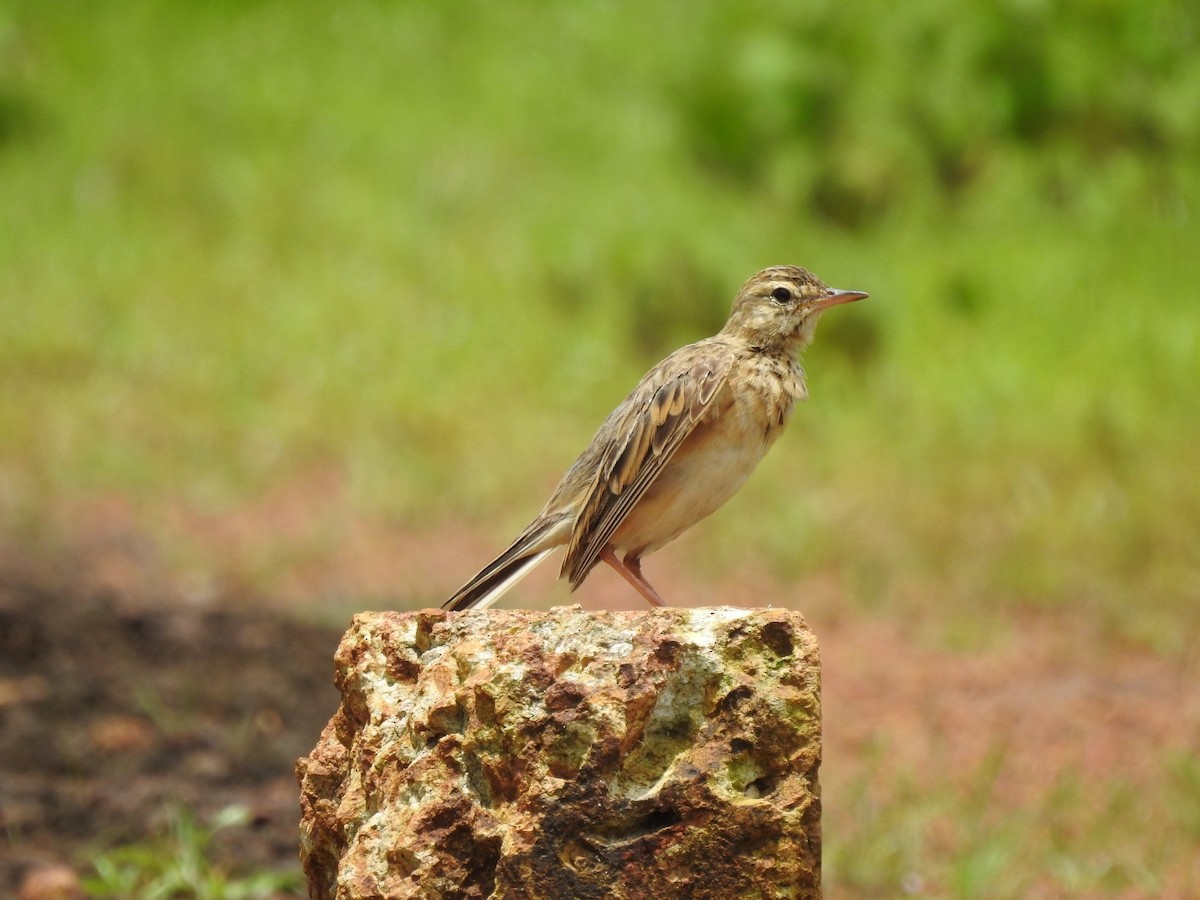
[0, 0, 1197, 649]
[679, 0, 1200, 226]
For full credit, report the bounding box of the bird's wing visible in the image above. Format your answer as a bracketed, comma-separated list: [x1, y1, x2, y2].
[562, 341, 734, 586]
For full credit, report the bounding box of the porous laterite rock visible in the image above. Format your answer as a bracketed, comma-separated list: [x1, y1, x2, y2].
[297, 606, 821, 899]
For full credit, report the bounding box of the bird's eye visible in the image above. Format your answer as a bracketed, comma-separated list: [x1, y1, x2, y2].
[771, 286, 792, 302]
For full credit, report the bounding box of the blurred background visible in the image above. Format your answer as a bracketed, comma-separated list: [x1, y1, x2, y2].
[1, 0, 1198, 896]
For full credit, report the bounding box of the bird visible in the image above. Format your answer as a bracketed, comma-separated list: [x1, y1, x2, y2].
[442, 265, 867, 611]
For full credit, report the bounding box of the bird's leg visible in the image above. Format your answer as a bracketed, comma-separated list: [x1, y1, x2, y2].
[601, 548, 666, 608]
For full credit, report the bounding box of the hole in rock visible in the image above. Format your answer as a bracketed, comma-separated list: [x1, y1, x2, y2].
[744, 774, 778, 798]
[593, 806, 684, 842]
[760, 622, 794, 658]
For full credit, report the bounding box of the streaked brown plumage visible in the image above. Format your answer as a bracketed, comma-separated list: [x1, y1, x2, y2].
[443, 265, 867, 611]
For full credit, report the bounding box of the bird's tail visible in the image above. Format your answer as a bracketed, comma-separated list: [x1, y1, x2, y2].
[442, 516, 568, 611]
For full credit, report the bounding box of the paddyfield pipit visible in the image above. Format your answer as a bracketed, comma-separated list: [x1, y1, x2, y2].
[443, 265, 867, 611]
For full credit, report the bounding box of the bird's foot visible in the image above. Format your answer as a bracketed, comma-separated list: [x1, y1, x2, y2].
[601, 548, 666, 608]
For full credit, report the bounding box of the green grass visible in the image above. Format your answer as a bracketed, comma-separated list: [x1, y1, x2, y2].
[825, 747, 1200, 897]
[83, 806, 300, 900]
[1, 1, 1197, 630]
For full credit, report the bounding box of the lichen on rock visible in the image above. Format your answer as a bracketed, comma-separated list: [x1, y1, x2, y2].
[297, 606, 821, 899]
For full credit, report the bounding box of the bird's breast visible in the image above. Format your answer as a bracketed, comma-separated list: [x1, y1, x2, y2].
[611, 354, 805, 557]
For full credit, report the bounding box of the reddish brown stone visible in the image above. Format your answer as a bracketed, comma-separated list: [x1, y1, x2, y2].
[297, 606, 821, 899]
[18, 865, 85, 900]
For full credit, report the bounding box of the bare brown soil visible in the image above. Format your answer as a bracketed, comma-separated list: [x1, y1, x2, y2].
[0, 549, 341, 894]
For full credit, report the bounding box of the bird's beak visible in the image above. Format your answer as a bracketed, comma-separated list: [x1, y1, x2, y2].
[809, 288, 868, 312]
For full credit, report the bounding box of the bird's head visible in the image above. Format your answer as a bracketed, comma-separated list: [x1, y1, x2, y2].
[721, 265, 867, 353]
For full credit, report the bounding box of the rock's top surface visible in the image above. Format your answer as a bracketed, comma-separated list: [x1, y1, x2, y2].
[298, 606, 821, 900]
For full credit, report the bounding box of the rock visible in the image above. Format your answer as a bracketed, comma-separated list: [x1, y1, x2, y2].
[18, 864, 85, 900]
[297, 606, 821, 899]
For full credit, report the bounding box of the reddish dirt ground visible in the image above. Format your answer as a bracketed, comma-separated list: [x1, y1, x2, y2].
[2, 497, 1198, 895]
